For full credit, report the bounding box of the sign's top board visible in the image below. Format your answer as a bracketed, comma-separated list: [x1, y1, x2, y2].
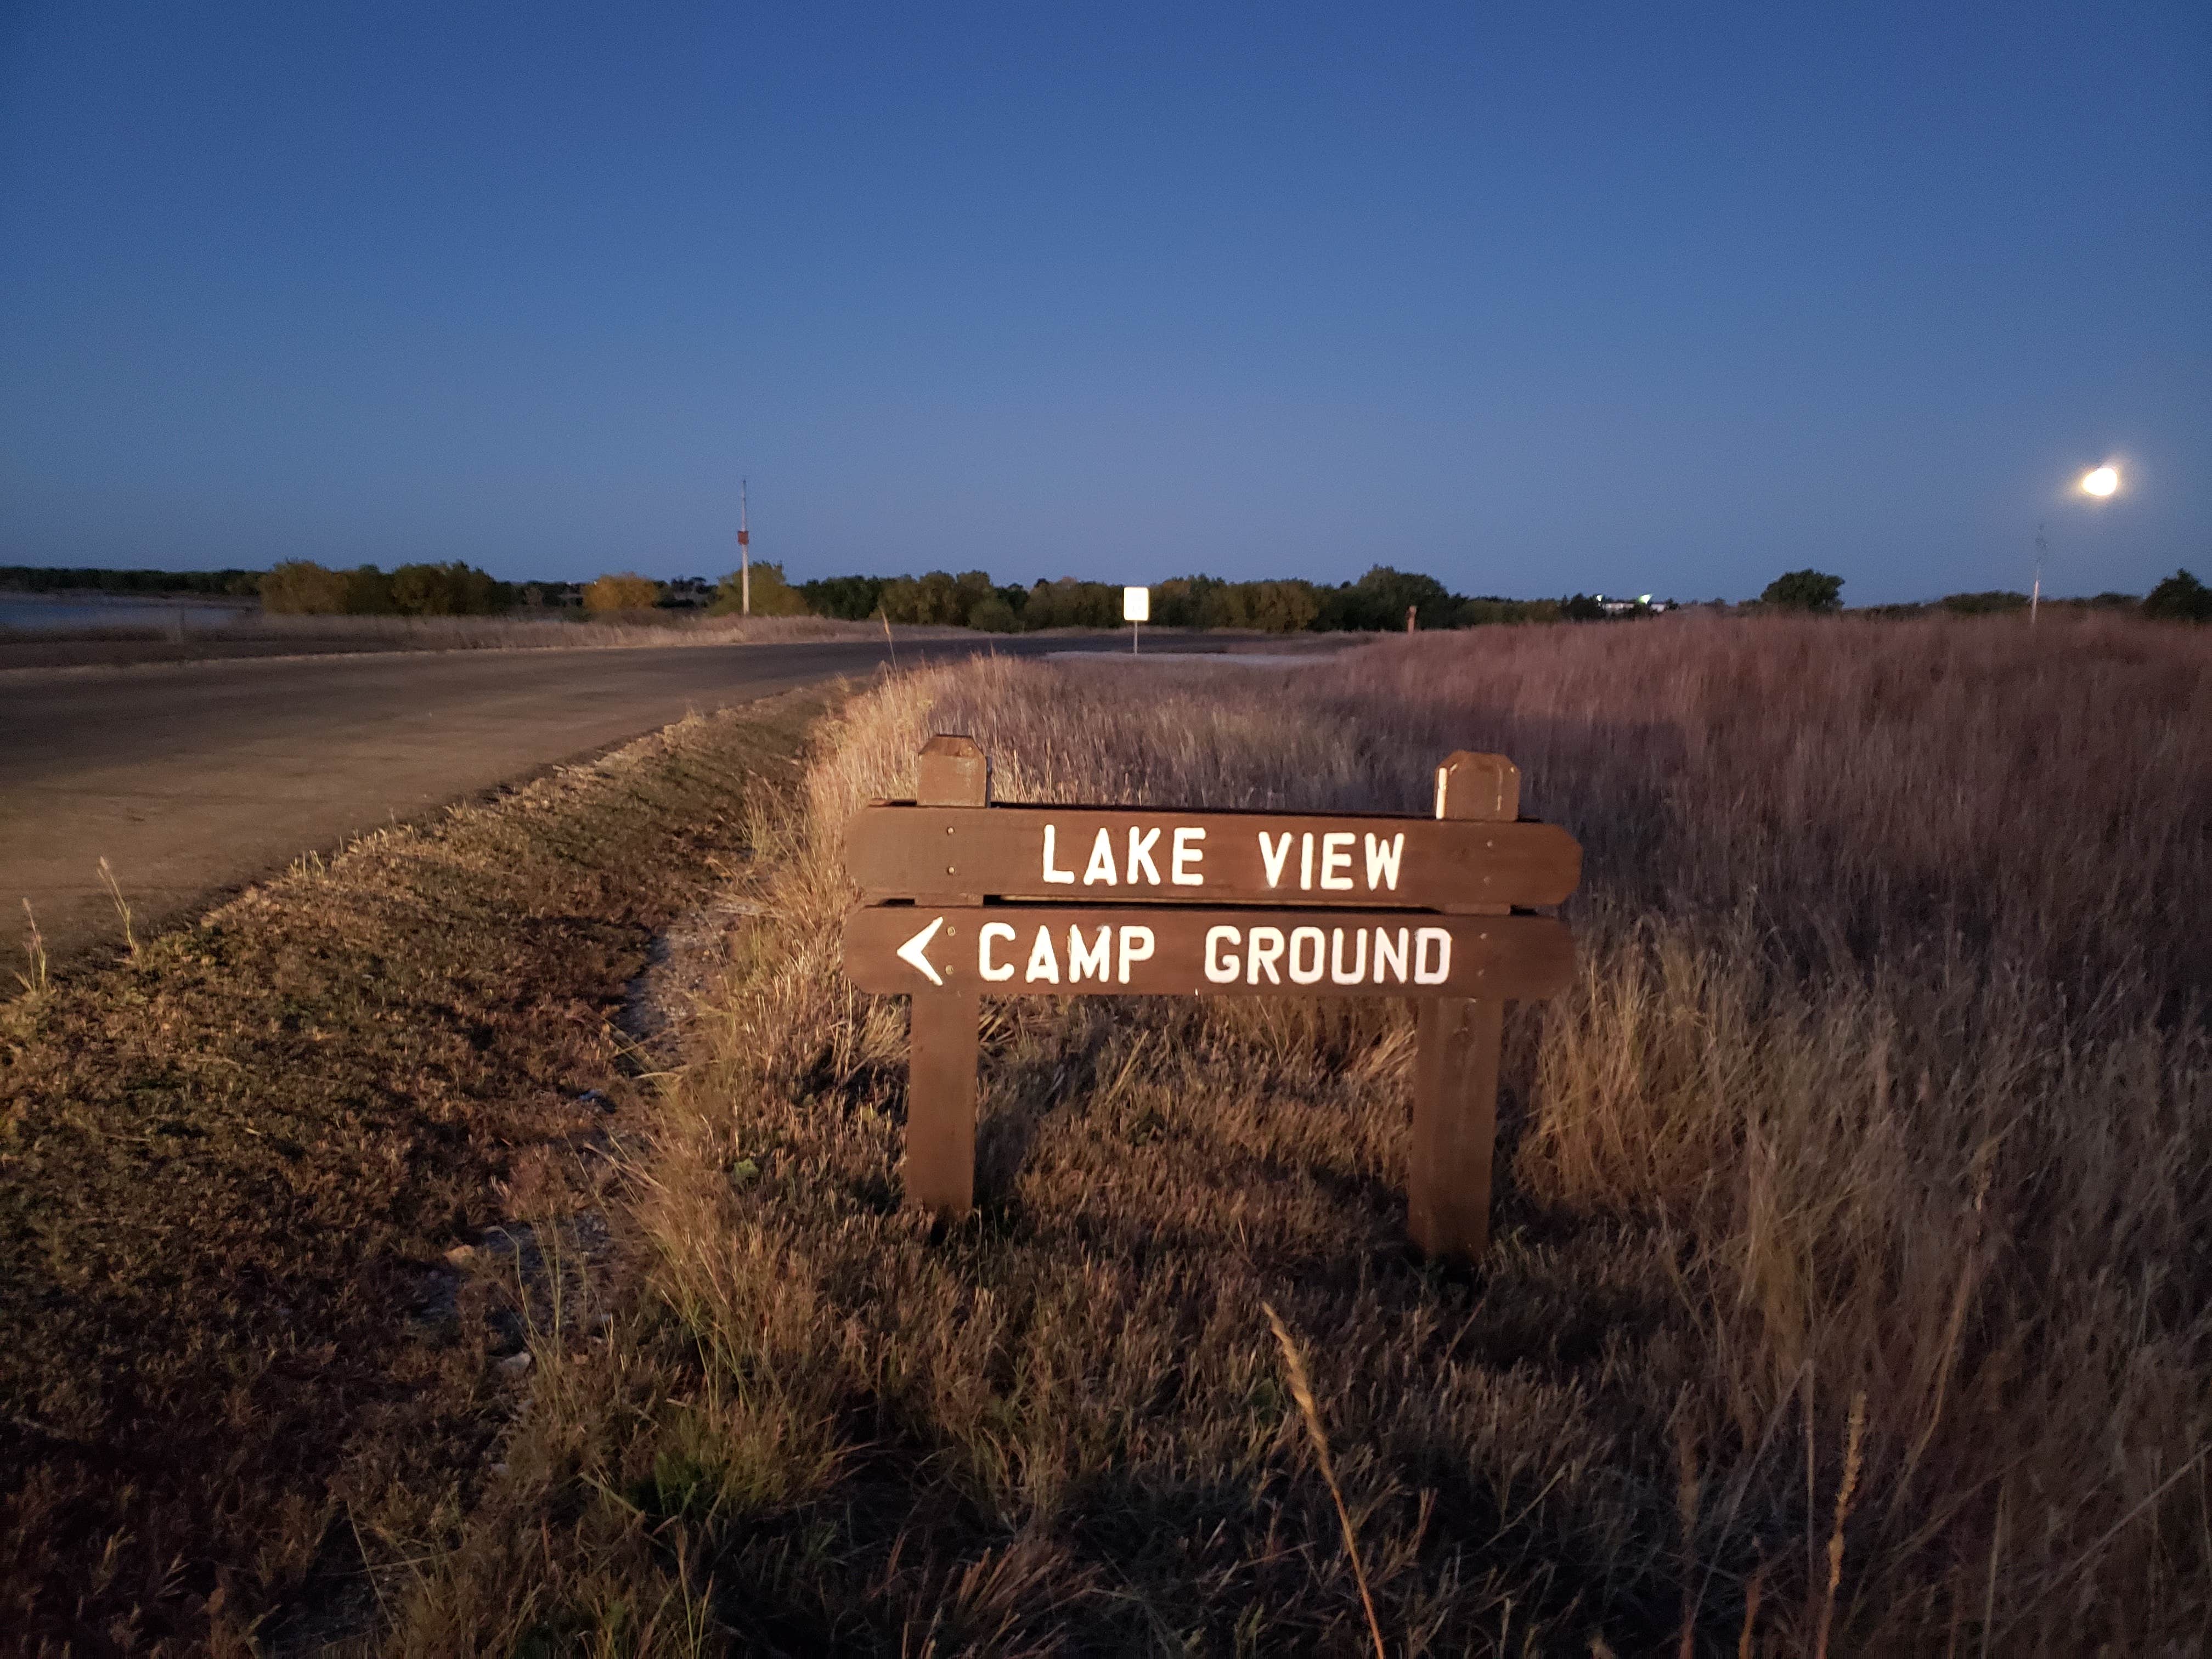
[844, 905, 1574, 1001]
[846, 804, 1579, 910]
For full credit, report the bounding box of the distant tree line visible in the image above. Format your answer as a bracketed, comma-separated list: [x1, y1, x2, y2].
[10, 559, 2210, 627]
[0, 565, 263, 597]
[786, 565, 1633, 633]
[1754, 568, 2208, 622]
[259, 560, 518, 616]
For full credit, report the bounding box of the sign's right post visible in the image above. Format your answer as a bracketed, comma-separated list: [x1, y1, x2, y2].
[1407, 751, 1520, 1263]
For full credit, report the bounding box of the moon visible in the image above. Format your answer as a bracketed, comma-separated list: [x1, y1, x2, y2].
[2082, 465, 2119, 498]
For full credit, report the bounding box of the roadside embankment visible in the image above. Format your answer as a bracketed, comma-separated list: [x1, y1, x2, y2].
[0, 685, 838, 1652]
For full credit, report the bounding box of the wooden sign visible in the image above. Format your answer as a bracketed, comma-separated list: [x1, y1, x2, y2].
[844, 906, 1572, 999]
[844, 805, 1579, 910]
[842, 736, 1582, 1265]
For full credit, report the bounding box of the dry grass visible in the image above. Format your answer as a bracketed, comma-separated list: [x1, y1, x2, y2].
[399, 614, 2209, 1654]
[0, 689, 836, 1655]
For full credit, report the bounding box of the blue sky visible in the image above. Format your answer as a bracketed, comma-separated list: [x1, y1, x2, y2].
[2, 2, 2205, 601]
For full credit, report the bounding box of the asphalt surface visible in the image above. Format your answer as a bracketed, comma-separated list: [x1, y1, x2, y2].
[0, 635, 1068, 966]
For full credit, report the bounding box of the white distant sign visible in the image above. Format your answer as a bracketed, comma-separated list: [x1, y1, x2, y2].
[1123, 586, 1149, 623]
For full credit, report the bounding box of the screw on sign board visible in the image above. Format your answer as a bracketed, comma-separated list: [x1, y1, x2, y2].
[843, 735, 1583, 1262]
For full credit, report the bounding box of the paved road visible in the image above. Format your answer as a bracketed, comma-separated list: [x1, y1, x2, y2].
[1, 636, 1056, 966]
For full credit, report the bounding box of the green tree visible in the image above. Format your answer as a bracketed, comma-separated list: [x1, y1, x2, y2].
[343, 566, 396, 614]
[798, 574, 887, 620]
[968, 594, 1019, 633]
[952, 570, 997, 625]
[710, 561, 811, 617]
[259, 561, 348, 614]
[1249, 580, 1322, 632]
[1023, 578, 1119, 629]
[1759, 569, 1844, 611]
[2143, 569, 2212, 623]
[875, 570, 981, 625]
[390, 561, 504, 615]
[912, 572, 961, 624]
[1150, 575, 1223, 627]
[1334, 566, 1456, 631]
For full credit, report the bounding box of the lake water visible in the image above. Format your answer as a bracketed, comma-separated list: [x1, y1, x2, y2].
[0, 596, 257, 631]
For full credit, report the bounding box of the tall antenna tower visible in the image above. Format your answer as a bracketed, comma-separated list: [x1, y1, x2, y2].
[738, 478, 751, 617]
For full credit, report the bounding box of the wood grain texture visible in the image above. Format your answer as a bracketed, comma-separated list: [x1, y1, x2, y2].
[1408, 996, 1504, 1262]
[1409, 750, 1516, 1264]
[903, 735, 986, 1217]
[844, 906, 1573, 1000]
[844, 804, 1578, 909]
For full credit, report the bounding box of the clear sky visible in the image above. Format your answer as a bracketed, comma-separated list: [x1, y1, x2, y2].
[2, 2, 2206, 602]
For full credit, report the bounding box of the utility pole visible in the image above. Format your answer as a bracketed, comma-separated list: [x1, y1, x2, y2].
[738, 479, 751, 616]
[2032, 521, 2046, 625]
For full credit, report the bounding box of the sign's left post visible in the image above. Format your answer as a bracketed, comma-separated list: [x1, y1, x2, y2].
[905, 735, 988, 1216]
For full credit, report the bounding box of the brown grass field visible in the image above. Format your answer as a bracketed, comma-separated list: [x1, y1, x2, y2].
[378, 614, 2211, 1654]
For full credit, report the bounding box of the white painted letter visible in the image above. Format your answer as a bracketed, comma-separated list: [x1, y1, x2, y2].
[1067, 924, 1111, 983]
[1082, 828, 1118, 885]
[1299, 832, 1314, 890]
[1259, 832, 1294, 888]
[1126, 825, 1162, 885]
[1414, 927, 1452, 984]
[979, 921, 1016, 981]
[1329, 927, 1367, 985]
[1204, 924, 1240, 982]
[1374, 927, 1409, 983]
[1171, 826, 1206, 886]
[1025, 926, 1061, 984]
[1118, 926, 1155, 983]
[1319, 832, 1355, 890]
[1041, 823, 1076, 884]
[1246, 927, 1285, 985]
[1288, 926, 1325, 984]
[1363, 832, 1404, 891]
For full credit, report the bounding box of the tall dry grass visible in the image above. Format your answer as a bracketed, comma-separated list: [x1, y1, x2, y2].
[401, 614, 2211, 1654]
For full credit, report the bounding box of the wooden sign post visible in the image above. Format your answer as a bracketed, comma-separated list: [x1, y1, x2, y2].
[843, 739, 1582, 1263]
[904, 735, 989, 1216]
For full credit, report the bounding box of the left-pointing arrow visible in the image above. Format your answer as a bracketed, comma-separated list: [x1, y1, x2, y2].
[896, 915, 946, 986]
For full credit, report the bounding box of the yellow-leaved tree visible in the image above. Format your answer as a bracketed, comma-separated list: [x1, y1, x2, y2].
[583, 572, 663, 613]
